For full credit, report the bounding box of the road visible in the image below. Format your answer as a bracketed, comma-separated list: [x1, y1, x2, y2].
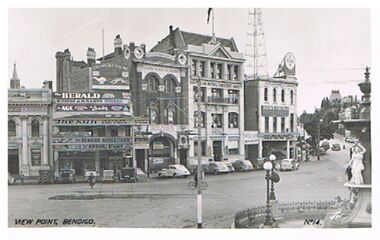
[8, 137, 353, 228]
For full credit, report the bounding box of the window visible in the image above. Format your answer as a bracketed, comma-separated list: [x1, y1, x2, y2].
[110, 127, 118, 137]
[228, 112, 239, 128]
[228, 141, 239, 155]
[124, 126, 131, 137]
[191, 60, 197, 77]
[227, 65, 232, 80]
[265, 117, 269, 133]
[216, 64, 222, 79]
[193, 86, 206, 102]
[98, 127, 106, 137]
[148, 75, 159, 92]
[210, 63, 216, 78]
[273, 117, 277, 133]
[194, 111, 206, 128]
[165, 77, 176, 93]
[228, 90, 239, 104]
[211, 88, 223, 98]
[211, 114, 223, 128]
[149, 103, 158, 124]
[199, 61, 205, 77]
[8, 119, 16, 137]
[167, 108, 175, 125]
[264, 88, 268, 102]
[233, 66, 238, 80]
[290, 90, 294, 104]
[31, 119, 40, 137]
[273, 88, 277, 102]
[281, 117, 285, 132]
[194, 141, 207, 156]
[290, 114, 294, 132]
[31, 148, 41, 166]
[281, 89, 285, 103]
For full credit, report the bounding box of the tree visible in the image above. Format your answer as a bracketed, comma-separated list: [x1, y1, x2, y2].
[303, 111, 336, 149]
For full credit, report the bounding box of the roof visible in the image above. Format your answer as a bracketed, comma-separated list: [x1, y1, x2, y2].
[150, 27, 238, 53]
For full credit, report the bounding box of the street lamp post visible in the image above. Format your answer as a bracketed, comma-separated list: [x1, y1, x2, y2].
[269, 154, 276, 200]
[317, 119, 323, 161]
[263, 161, 273, 227]
[196, 77, 203, 229]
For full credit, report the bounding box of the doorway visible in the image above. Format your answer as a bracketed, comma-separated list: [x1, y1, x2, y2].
[8, 149, 19, 174]
[213, 141, 222, 161]
[179, 149, 188, 167]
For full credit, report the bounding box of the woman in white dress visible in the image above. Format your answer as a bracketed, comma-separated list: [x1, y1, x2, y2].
[346, 140, 366, 185]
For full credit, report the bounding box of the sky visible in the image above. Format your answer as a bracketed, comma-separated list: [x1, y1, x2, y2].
[8, 8, 371, 114]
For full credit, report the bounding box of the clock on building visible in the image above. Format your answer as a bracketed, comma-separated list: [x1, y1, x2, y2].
[134, 47, 144, 59]
[124, 47, 131, 59]
[284, 52, 295, 70]
[178, 53, 187, 65]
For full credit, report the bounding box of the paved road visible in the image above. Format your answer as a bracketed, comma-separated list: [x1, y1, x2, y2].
[9, 140, 352, 228]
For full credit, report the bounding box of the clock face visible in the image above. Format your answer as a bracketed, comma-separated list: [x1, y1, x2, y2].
[134, 47, 144, 59]
[178, 53, 187, 65]
[124, 47, 131, 59]
[284, 52, 296, 70]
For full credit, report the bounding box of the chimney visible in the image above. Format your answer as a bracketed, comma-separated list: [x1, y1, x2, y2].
[114, 34, 123, 55]
[169, 25, 176, 51]
[86, 47, 96, 67]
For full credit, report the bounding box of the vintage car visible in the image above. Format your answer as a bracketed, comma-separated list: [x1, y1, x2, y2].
[332, 143, 341, 151]
[102, 170, 116, 183]
[320, 141, 330, 151]
[223, 161, 235, 172]
[59, 169, 76, 183]
[232, 160, 254, 172]
[157, 164, 190, 178]
[280, 159, 300, 171]
[204, 162, 230, 175]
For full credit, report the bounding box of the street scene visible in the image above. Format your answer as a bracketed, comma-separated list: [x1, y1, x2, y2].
[7, 8, 371, 230]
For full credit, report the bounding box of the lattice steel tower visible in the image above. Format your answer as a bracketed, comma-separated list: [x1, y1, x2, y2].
[245, 8, 269, 79]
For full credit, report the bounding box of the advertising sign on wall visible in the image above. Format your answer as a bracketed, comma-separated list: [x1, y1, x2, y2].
[91, 63, 129, 90]
[261, 105, 289, 117]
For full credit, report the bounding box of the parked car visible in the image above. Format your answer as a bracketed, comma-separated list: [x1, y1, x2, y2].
[158, 164, 190, 178]
[8, 173, 15, 185]
[223, 161, 235, 172]
[205, 162, 230, 175]
[332, 143, 341, 151]
[39, 170, 54, 184]
[280, 159, 300, 171]
[59, 169, 76, 183]
[102, 170, 116, 182]
[232, 160, 254, 172]
[120, 167, 138, 182]
[345, 137, 357, 143]
[320, 141, 330, 151]
[250, 157, 266, 170]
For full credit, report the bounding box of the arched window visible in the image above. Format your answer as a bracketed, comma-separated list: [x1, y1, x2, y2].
[290, 90, 294, 104]
[148, 75, 159, 92]
[165, 77, 176, 93]
[273, 88, 277, 102]
[281, 89, 285, 103]
[264, 88, 268, 102]
[8, 119, 16, 137]
[31, 119, 40, 137]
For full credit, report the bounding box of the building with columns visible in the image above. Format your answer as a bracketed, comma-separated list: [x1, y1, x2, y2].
[151, 26, 246, 167]
[8, 64, 53, 177]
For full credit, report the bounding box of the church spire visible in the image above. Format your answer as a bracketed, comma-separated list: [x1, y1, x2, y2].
[10, 62, 20, 89]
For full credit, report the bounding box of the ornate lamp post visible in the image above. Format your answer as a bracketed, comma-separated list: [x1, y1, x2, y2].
[263, 161, 273, 226]
[269, 154, 276, 200]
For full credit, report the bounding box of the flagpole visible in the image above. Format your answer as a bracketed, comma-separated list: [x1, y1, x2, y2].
[212, 9, 215, 37]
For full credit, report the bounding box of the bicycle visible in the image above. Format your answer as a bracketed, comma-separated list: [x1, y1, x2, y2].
[188, 181, 208, 190]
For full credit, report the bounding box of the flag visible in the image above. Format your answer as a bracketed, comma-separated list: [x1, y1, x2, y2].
[207, 8, 213, 24]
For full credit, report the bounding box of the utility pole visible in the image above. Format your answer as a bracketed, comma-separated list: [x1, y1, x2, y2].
[317, 119, 321, 161]
[196, 77, 203, 229]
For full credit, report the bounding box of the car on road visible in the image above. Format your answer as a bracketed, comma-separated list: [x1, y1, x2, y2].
[310, 147, 326, 156]
[59, 169, 76, 183]
[102, 170, 116, 182]
[205, 162, 230, 175]
[280, 159, 300, 171]
[158, 164, 190, 178]
[8, 173, 15, 185]
[320, 141, 330, 151]
[232, 160, 254, 172]
[332, 143, 341, 151]
[223, 161, 235, 172]
[345, 137, 357, 143]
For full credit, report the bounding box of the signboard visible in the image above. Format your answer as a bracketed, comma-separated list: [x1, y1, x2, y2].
[55, 104, 131, 112]
[54, 119, 134, 126]
[53, 144, 132, 151]
[54, 92, 130, 99]
[137, 64, 181, 80]
[190, 79, 241, 89]
[52, 137, 132, 144]
[261, 105, 289, 117]
[91, 63, 129, 90]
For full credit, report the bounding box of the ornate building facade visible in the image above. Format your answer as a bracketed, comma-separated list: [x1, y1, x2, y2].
[8, 64, 53, 177]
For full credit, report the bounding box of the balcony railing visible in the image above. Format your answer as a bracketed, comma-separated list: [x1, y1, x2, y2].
[207, 97, 239, 104]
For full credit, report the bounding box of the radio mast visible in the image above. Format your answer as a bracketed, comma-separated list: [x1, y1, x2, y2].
[245, 8, 269, 79]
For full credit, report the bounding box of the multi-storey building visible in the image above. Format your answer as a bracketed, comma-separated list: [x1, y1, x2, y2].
[151, 26, 246, 166]
[8, 64, 53, 177]
[244, 52, 299, 160]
